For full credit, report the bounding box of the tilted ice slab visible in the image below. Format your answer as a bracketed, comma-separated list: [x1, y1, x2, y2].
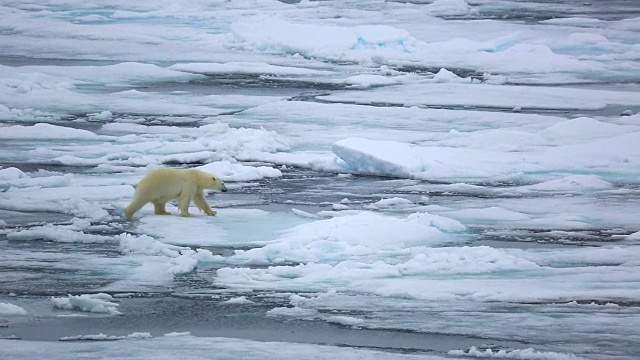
[332, 135, 640, 182]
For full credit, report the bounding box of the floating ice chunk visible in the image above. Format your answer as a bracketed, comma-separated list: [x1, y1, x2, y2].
[0, 106, 58, 121]
[342, 74, 415, 89]
[541, 17, 608, 27]
[222, 296, 255, 305]
[332, 203, 350, 211]
[523, 175, 613, 192]
[365, 197, 414, 210]
[163, 332, 191, 337]
[291, 208, 318, 219]
[7, 224, 115, 243]
[117, 233, 185, 257]
[0, 187, 117, 221]
[51, 293, 122, 315]
[0, 123, 101, 140]
[627, 231, 640, 241]
[6, 62, 203, 85]
[89, 110, 114, 120]
[169, 251, 201, 275]
[543, 131, 640, 175]
[266, 306, 319, 319]
[275, 211, 457, 248]
[117, 233, 215, 275]
[0, 302, 28, 315]
[75, 14, 110, 23]
[135, 208, 301, 248]
[407, 212, 467, 232]
[135, 216, 229, 247]
[432, 68, 468, 83]
[219, 211, 464, 267]
[59, 332, 152, 341]
[446, 206, 530, 222]
[0, 167, 26, 181]
[426, 0, 474, 16]
[449, 346, 586, 360]
[542, 117, 630, 142]
[7, 333, 480, 359]
[215, 246, 543, 297]
[320, 83, 640, 111]
[398, 246, 539, 275]
[568, 32, 609, 44]
[196, 123, 293, 156]
[0, 171, 72, 189]
[197, 161, 282, 182]
[231, 17, 416, 61]
[169, 62, 332, 76]
[563, 301, 620, 308]
[326, 315, 364, 328]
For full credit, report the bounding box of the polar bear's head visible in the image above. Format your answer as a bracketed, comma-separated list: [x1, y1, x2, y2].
[206, 175, 228, 192]
[194, 169, 227, 192]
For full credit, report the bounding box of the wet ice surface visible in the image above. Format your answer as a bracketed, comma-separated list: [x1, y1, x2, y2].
[1, 1, 640, 359]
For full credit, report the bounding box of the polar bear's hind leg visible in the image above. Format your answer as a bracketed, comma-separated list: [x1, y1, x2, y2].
[125, 197, 148, 220]
[153, 201, 170, 215]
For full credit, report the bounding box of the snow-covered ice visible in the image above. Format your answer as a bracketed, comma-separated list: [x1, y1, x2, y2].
[1, 0, 639, 359]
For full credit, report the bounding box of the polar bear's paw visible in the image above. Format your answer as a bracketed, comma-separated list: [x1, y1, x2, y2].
[204, 209, 217, 216]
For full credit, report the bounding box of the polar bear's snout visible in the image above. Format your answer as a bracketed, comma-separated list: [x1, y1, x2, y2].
[221, 183, 228, 192]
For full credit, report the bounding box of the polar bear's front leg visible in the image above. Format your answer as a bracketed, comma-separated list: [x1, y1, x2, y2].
[194, 189, 216, 216]
[178, 185, 197, 217]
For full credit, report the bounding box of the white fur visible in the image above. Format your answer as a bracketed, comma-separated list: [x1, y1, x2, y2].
[125, 168, 226, 220]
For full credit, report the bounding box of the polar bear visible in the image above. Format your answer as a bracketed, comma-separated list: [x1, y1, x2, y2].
[124, 168, 227, 220]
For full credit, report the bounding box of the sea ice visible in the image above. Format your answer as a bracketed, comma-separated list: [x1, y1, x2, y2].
[0, 302, 29, 316]
[51, 293, 122, 315]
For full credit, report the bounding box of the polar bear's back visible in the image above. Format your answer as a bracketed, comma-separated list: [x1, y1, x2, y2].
[135, 168, 197, 202]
